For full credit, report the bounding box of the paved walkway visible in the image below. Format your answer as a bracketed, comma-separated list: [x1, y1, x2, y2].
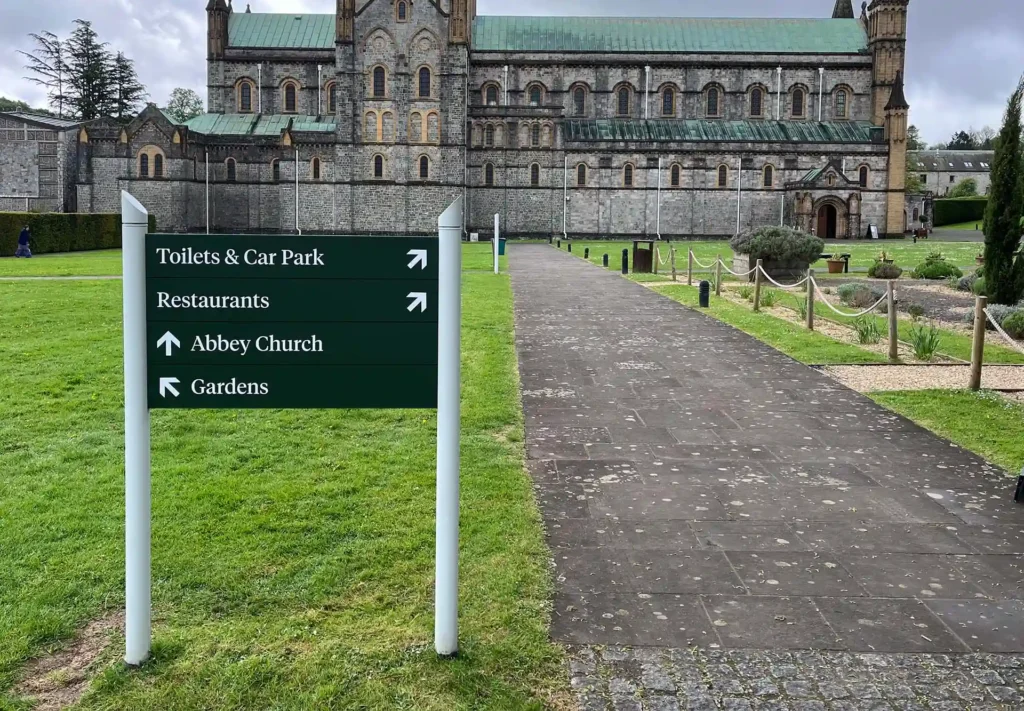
[509, 245, 1024, 710]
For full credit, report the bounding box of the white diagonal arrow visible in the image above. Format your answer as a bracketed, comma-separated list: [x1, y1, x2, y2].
[156, 331, 181, 357]
[406, 292, 428, 313]
[159, 377, 180, 398]
[407, 249, 428, 270]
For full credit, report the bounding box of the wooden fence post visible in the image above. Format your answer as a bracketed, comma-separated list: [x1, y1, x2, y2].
[715, 254, 722, 297]
[687, 251, 693, 286]
[970, 295, 988, 391]
[887, 280, 899, 362]
[654, 247, 659, 275]
[806, 269, 815, 330]
[670, 247, 677, 282]
[753, 259, 763, 312]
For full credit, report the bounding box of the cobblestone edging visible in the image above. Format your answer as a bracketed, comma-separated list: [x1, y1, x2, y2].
[570, 645, 1024, 711]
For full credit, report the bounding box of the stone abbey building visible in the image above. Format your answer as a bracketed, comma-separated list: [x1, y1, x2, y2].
[72, 0, 913, 239]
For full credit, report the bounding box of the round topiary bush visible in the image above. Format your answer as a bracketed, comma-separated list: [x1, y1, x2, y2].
[730, 226, 824, 264]
[911, 252, 964, 280]
[868, 261, 904, 279]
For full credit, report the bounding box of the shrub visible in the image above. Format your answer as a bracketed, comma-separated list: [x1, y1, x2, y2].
[796, 296, 808, 320]
[986, 304, 1023, 326]
[909, 324, 942, 361]
[911, 252, 964, 280]
[907, 303, 926, 320]
[957, 272, 980, 292]
[0, 212, 157, 257]
[760, 289, 780, 308]
[730, 225, 823, 264]
[933, 196, 988, 227]
[738, 285, 754, 301]
[838, 283, 885, 308]
[854, 317, 882, 344]
[973, 277, 988, 296]
[867, 260, 904, 279]
[1003, 311, 1024, 339]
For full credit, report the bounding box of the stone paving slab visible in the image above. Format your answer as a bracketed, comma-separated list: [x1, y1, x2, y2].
[508, 245, 1024, 708]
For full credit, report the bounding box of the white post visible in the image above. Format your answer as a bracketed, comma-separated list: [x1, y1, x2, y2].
[295, 148, 301, 235]
[257, 63, 263, 114]
[776, 67, 782, 119]
[317, 65, 323, 115]
[562, 155, 568, 241]
[204, 151, 209, 234]
[121, 191, 151, 667]
[736, 157, 742, 234]
[503, 66, 508, 105]
[818, 68, 824, 121]
[493, 212, 500, 274]
[780, 192, 785, 227]
[435, 197, 463, 657]
[644, 65, 651, 120]
[656, 155, 662, 239]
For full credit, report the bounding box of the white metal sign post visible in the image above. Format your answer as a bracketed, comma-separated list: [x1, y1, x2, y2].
[493, 213, 500, 275]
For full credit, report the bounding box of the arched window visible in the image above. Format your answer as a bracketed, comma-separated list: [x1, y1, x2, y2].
[326, 83, 338, 113]
[530, 124, 540, 147]
[419, 155, 430, 180]
[528, 85, 542, 106]
[717, 164, 728, 188]
[311, 157, 321, 181]
[706, 87, 721, 117]
[617, 87, 631, 116]
[835, 89, 849, 119]
[530, 163, 540, 186]
[418, 67, 431, 98]
[763, 164, 774, 188]
[240, 81, 253, 113]
[859, 166, 869, 188]
[485, 84, 498, 106]
[373, 154, 384, 179]
[410, 112, 424, 143]
[154, 154, 164, 179]
[792, 88, 805, 118]
[372, 67, 386, 98]
[226, 158, 237, 182]
[272, 159, 280, 182]
[750, 87, 764, 118]
[397, 0, 408, 21]
[364, 110, 379, 141]
[484, 162, 494, 186]
[576, 163, 587, 186]
[484, 124, 495, 147]
[662, 88, 675, 117]
[283, 82, 298, 113]
[913, 207, 920, 221]
[670, 164, 681, 187]
[572, 87, 586, 116]
[623, 163, 634, 187]
[139, 153, 149, 178]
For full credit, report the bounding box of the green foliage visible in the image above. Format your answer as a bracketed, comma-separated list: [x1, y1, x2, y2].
[796, 296, 808, 320]
[909, 324, 942, 361]
[973, 277, 988, 296]
[738, 285, 754, 301]
[947, 178, 979, 198]
[983, 78, 1024, 305]
[1003, 311, 1024, 339]
[730, 225, 823, 264]
[933, 197, 988, 227]
[854, 317, 882, 344]
[907, 303, 926, 320]
[165, 87, 204, 123]
[984, 304, 1024, 327]
[867, 260, 904, 279]
[838, 283, 884, 308]
[0, 212, 155, 256]
[911, 252, 964, 280]
[957, 270, 982, 292]
[760, 289, 780, 308]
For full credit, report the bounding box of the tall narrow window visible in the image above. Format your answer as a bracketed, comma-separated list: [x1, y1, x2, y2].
[139, 153, 149, 178]
[154, 154, 163, 179]
[530, 124, 540, 147]
[240, 82, 253, 113]
[419, 156, 429, 179]
[373, 67, 386, 97]
[373, 154, 384, 178]
[529, 85, 542, 106]
[792, 88, 805, 118]
[617, 87, 630, 116]
[327, 83, 338, 113]
[576, 163, 587, 186]
[763, 164, 774, 188]
[670, 164, 681, 187]
[750, 87, 763, 118]
[835, 89, 848, 119]
[662, 88, 674, 116]
[530, 163, 540, 186]
[397, 0, 407, 20]
[623, 163, 634, 187]
[418, 67, 431, 98]
[717, 164, 728, 188]
[484, 124, 494, 147]
[484, 162, 494, 186]
[859, 166, 869, 188]
[706, 87, 720, 117]
[485, 85, 498, 105]
[573, 87, 585, 116]
[284, 83, 297, 113]
[272, 159, 280, 182]
[311, 157, 321, 180]
[226, 158, 237, 182]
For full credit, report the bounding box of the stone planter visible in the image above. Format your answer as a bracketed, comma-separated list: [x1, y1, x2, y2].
[827, 259, 846, 274]
[733, 254, 812, 283]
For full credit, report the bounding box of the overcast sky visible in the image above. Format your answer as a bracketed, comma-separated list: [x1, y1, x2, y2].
[1, 0, 1021, 145]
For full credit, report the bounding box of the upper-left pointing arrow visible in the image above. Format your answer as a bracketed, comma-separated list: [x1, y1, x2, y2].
[407, 249, 428, 270]
[156, 331, 181, 357]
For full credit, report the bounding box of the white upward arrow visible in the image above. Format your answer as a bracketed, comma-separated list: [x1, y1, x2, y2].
[156, 331, 181, 357]
[406, 292, 428, 313]
[159, 377, 180, 398]
[407, 249, 428, 270]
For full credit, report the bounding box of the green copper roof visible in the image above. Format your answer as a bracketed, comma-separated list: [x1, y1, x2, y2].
[184, 114, 337, 136]
[563, 119, 881, 144]
[471, 16, 868, 54]
[228, 13, 334, 49]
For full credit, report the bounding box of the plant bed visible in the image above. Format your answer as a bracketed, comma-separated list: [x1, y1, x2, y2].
[730, 226, 823, 283]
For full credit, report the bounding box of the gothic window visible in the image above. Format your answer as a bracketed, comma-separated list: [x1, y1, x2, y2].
[418, 67, 432, 98]
[576, 163, 587, 186]
[530, 163, 540, 186]
[706, 86, 721, 118]
[373, 154, 384, 179]
[791, 88, 806, 118]
[484, 84, 499, 106]
[372, 66, 386, 97]
[484, 162, 494, 186]
[528, 85, 542, 106]
[662, 88, 675, 117]
[717, 164, 728, 188]
[617, 87, 631, 116]
[397, 0, 408, 21]
[326, 82, 338, 113]
[283, 81, 299, 113]
[835, 89, 849, 119]
[311, 157, 321, 180]
[670, 163, 681, 187]
[484, 124, 495, 147]
[572, 87, 586, 116]
[139, 153, 149, 178]
[239, 80, 254, 113]
[154, 154, 163, 179]
[859, 166, 869, 188]
[530, 124, 540, 147]
[419, 155, 430, 179]
[750, 87, 764, 118]
[763, 164, 774, 188]
[226, 158, 237, 182]
[623, 163, 634, 187]
[272, 159, 280, 182]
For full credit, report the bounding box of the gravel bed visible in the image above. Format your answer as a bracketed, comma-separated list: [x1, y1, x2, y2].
[822, 364, 1024, 392]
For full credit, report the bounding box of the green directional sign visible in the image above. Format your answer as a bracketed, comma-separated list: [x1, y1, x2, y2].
[145, 234, 439, 409]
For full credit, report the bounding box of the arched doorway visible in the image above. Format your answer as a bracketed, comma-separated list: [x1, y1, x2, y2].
[817, 204, 838, 240]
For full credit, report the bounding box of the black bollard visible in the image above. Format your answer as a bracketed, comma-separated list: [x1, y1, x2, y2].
[568, 243, 572, 253]
[585, 247, 590, 259]
[603, 254, 609, 268]
[699, 280, 711, 308]
[557, 240, 561, 249]
[621, 249, 629, 275]
[1015, 474, 1024, 503]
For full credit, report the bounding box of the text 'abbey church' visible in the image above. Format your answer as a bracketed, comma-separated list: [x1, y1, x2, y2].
[74, 0, 913, 239]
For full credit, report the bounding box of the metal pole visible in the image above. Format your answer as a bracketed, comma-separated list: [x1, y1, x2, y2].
[493, 213, 499, 275]
[295, 148, 301, 235]
[205, 151, 209, 234]
[562, 155, 567, 241]
[753, 259, 764, 312]
[736, 158, 742, 235]
[121, 191, 151, 666]
[258, 63, 262, 114]
[503, 66, 508, 105]
[317, 65, 323, 115]
[780, 193, 785, 227]
[435, 196, 463, 657]
[656, 156, 662, 239]
[644, 65, 651, 119]
[818, 68, 824, 121]
[969, 296, 987, 391]
[776, 67, 782, 119]
[887, 281, 899, 362]
[806, 269, 815, 330]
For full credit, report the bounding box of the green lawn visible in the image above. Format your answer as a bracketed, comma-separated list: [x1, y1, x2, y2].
[939, 221, 986, 232]
[0, 250, 564, 709]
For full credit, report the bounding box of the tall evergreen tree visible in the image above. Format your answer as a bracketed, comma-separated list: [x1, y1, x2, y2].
[19, 31, 67, 117]
[982, 78, 1024, 305]
[64, 20, 114, 121]
[111, 52, 147, 121]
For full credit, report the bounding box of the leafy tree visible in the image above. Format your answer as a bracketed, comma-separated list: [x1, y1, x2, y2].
[0, 97, 33, 112]
[947, 130, 977, 150]
[973, 126, 998, 150]
[907, 124, 926, 151]
[982, 78, 1024, 305]
[110, 51, 147, 121]
[64, 20, 114, 121]
[948, 178, 978, 198]
[18, 31, 67, 117]
[164, 88, 204, 123]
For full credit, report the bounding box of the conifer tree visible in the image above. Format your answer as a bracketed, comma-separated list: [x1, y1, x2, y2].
[64, 20, 114, 121]
[19, 31, 67, 117]
[982, 78, 1024, 305]
[110, 52, 147, 121]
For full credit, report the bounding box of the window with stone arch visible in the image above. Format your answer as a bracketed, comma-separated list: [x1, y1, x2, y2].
[530, 124, 541, 148]
[483, 83, 499, 106]
[419, 155, 430, 180]
[763, 164, 775, 188]
[364, 110, 379, 141]
[373, 154, 385, 179]
[616, 86, 631, 116]
[410, 112, 424, 142]
[325, 81, 338, 113]
[237, 79, 256, 113]
[425, 111, 440, 143]
[623, 162, 635, 187]
[571, 86, 587, 116]
[311, 157, 321, 181]
[859, 165, 869, 188]
[662, 87, 675, 117]
[543, 123, 554, 148]
[576, 163, 588, 186]
[717, 164, 729, 188]
[154, 154, 163, 179]
[791, 86, 806, 118]
[530, 162, 540, 186]
[226, 157, 237, 182]
[396, 0, 409, 21]
[484, 124, 495, 148]
[418, 66, 432, 99]
[271, 159, 280, 182]
[749, 86, 765, 118]
[527, 84, 544, 106]
[670, 163, 681, 188]
[371, 66, 387, 98]
[282, 80, 300, 113]
[382, 111, 396, 142]
[137, 145, 165, 179]
[138, 153, 149, 178]
[834, 86, 851, 119]
[705, 85, 723, 118]
[484, 162, 495, 186]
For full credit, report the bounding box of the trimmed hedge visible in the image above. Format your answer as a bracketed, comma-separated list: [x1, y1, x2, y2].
[0, 212, 157, 257]
[933, 197, 988, 227]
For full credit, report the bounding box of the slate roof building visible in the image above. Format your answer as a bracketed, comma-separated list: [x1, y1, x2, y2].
[0, 112, 84, 212]
[909, 150, 995, 197]
[73, 0, 914, 238]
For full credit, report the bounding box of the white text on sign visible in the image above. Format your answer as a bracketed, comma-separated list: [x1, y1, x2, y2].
[155, 247, 326, 267]
[190, 334, 324, 357]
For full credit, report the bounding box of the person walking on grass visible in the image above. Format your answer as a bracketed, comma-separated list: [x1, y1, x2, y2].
[15, 225, 32, 258]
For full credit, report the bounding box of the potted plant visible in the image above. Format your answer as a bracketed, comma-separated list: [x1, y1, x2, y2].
[878, 250, 895, 264]
[826, 253, 846, 274]
[730, 226, 824, 282]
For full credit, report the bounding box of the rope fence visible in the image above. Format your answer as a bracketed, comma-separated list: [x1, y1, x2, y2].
[984, 308, 1024, 356]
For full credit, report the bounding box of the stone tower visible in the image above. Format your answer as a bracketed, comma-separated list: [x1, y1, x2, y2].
[866, 0, 910, 126]
[206, 0, 230, 60]
[884, 71, 910, 236]
[832, 0, 855, 18]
